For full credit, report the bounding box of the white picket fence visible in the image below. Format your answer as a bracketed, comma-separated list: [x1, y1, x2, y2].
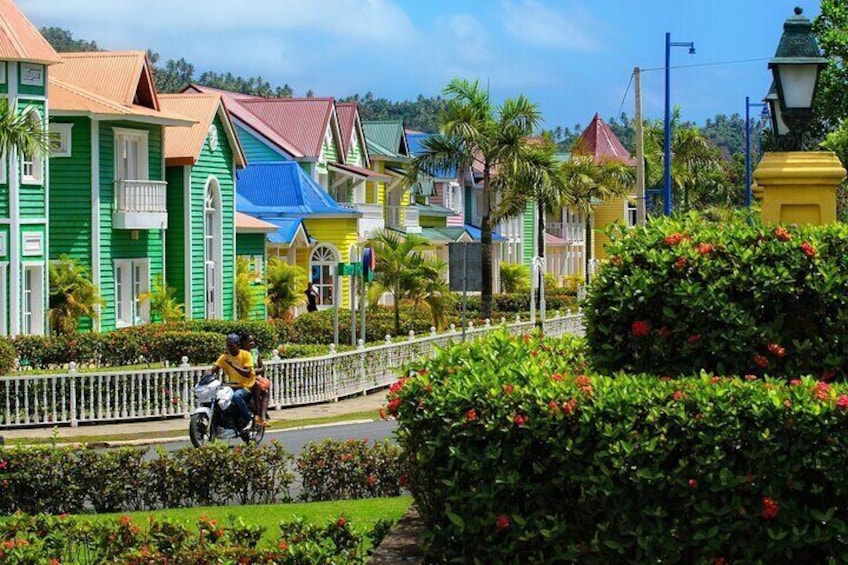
[0, 314, 584, 429]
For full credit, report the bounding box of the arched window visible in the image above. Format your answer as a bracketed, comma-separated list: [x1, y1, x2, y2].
[309, 244, 338, 308]
[21, 109, 43, 184]
[204, 178, 223, 318]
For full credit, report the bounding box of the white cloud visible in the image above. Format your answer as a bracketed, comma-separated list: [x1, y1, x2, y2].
[501, 0, 597, 51]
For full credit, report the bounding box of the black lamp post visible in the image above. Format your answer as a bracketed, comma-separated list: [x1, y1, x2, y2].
[767, 7, 828, 151]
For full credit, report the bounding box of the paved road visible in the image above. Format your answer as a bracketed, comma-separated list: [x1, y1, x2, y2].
[155, 419, 397, 455]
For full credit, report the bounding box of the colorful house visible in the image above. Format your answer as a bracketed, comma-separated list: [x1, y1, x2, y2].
[235, 211, 277, 320]
[362, 120, 415, 234]
[236, 162, 361, 310]
[547, 113, 636, 274]
[159, 92, 247, 320]
[0, 0, 61, 336]
[48, 51, 193, 331]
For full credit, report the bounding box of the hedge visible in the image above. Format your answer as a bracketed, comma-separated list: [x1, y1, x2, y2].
[391, 330, 848, 563]
[458, 293, 577, 315]
[585, 212, 848, 380]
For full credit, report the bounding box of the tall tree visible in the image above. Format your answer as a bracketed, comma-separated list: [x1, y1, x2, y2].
[39, 26, 99, 52]
[812, 0, 848, 135]
[0, 98, 49, 162]
[409, 78, 541, 319]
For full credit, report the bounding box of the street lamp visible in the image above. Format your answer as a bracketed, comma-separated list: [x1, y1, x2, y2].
[745, 96, 769, 207]
[764, 82, 790, 140]
[767, 7, 828, 150]
[663, 33, 696, 215]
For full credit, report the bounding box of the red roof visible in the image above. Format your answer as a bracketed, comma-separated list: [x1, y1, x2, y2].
[239, 97, 336, 159]
[336, 102, 356, 156]
[573, 113, 635, 166]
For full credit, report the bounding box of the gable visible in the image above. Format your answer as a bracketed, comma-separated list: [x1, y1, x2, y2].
[235, 122, 290, 163]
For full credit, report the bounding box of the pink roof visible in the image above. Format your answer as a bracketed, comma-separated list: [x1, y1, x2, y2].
[336, 102, 356, 156]
[236, 211, 277, 233]
[573, 113, 635, 166]
[239, 97, 336, 159]
[545, 232, 568, 246]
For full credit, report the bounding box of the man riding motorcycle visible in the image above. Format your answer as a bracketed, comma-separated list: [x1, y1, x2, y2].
[209, 333, 256, 432]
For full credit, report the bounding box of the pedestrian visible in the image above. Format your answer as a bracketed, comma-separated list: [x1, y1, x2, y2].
[305, 281, 319, 312]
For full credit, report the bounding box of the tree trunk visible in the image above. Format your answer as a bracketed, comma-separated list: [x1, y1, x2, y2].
[394, 282, 401, 336]
[481, 165, 493, 320]
[584, 213, 593, 285]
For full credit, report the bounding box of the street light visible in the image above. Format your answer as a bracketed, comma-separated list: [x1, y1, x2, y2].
[767, 7, 828, 150]
[764, 82, 790, 139]
[745, 96, 769, 207]
[663, 33, 696, 215]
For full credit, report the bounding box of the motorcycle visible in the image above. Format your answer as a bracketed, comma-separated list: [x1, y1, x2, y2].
[189, 372, 265, 448]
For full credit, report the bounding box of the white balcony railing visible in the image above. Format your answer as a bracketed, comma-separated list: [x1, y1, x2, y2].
[113, 180, 168, 230]
[386, 206, 419, 231]
[546, 222, 584, 243]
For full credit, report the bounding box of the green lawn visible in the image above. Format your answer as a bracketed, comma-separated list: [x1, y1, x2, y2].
[78, 496, 412, 543]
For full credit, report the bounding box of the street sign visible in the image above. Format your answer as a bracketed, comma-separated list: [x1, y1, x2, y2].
[448, 242, 482, 292]
[362, 247, 376, 282]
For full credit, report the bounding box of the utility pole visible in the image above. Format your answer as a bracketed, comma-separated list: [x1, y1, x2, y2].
[634, 66, 647, 226]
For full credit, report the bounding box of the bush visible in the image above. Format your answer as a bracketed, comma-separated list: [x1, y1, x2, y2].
[291, 308, 437, 345]
[0, 337, 16, 374]
[297, 438, 405, 502]
[459, 293, 576, 316]
[178, 320, 277, 353]
[585, 212, 848, 379]
[391, 330, 848, 563]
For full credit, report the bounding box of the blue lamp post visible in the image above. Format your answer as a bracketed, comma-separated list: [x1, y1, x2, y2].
[663, 33, 696, 216]
[745, 96, 769, 207]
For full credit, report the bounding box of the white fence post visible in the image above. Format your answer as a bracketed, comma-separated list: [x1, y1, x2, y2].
[69, 362, 78, 427]
[180, 356, 191, 418]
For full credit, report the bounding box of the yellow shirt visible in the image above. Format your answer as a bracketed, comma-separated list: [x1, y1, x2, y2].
[215, 349, 255, 389]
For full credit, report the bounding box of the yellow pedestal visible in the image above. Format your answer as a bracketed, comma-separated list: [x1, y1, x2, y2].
[753, 151, 846, 226]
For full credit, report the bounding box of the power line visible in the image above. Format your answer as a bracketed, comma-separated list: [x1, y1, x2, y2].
[616, 70, 634, 119]
[640, 56, 771, 73]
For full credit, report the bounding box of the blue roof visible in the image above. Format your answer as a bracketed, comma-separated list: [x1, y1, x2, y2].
[464, 224, 506, 242]
[406, 132, 457, 178]
[235, 161, 358, 217]
[266, 217, 310, 245]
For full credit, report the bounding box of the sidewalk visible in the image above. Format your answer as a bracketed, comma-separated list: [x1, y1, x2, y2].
[1, 392, 387, 446]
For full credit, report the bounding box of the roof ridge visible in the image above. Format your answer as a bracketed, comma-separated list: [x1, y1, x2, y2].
[60, 50, 146, 58]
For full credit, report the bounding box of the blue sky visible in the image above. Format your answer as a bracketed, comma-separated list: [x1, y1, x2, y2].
[20, 0, 821, 132]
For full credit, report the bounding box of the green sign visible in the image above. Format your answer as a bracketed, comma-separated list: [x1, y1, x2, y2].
[338, 262, 363, 276]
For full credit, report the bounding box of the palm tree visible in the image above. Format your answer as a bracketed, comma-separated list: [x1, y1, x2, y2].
[408, 78, 541, 319]
[266, 257, 308, 320]
[366, 230, 429, 336]
[559, 155, 635, 281]
[0, 98, 49, 158]
[235, 257, 260, 320]
[48, 255, 104, 335]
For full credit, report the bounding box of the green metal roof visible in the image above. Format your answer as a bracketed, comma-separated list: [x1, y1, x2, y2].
[411, 203, 455, 217]
[418, 227, 468, 242]
[363, 120, 407, 158]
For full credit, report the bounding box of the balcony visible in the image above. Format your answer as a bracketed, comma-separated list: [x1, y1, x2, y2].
[112, 180, 168, 230]
[339, 202, 385, 238]
[386, 205, 420, 233]
[545, 222, 584, 243]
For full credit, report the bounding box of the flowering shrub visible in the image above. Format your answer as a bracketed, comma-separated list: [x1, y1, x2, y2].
[297, 438, 405, 501]
[586, 212, 848, 379]
[0, 442, 293, 514]
[392, 330, 848, 563]
[0, 512, 388, 564]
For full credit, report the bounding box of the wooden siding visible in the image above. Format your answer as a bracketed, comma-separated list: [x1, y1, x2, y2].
[237, 233, 267, 321]
[302, 217, 358, 309]
[164, 165, 187, 306]
[593, 196, 627, 260]
[347, 131, 365, 168]
[235, 124, 286, 163]
[522, 202, 534, 267]
[49, 117, 92, 264]
[98, 121, 165, 331]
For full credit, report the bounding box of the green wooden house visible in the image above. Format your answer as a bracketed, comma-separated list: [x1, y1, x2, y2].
[160, 92, 248, 320]
[48, 51, 193, 331]
[0, 1, 61, 336]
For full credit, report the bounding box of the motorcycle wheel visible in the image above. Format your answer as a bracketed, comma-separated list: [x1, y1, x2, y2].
[242, 421, 265, 445]
[189, 413, 212, 448]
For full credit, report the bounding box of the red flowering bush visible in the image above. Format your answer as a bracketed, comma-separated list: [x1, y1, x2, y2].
[394, 330, 848, 563]
[587, 212, 848, 379]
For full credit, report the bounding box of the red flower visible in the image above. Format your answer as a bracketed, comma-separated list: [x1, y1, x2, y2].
[664, 233, 684, 246]
[378, 408, 387, 420]
[610, 255, 623, 267]
[631, 320, 650, 337]
[503, 384, 515, 395]
[767, 343, 786, 358]
[800, 242, 817, 257]
[789, 379, 802, 386]
[337, 516, 347, 528]
[687, 334, 701, 345]
[0, 460, 6, 470]
[368, 474, 376, 486]
[753, 354, 769, 369]
[658, 326, 672, 339]
[837, 395, 848, 409]
[399, 474, 408, 487]
[710, 376, 722, 384]
[673, 256, 687, 271]
[575, 375, 592, 387]
[466, 409, 478, 422]
[672, 390, 684, 401]
[688, 478, 698, 489]
[386, 398, 401, 417]
[495, 514, 510, 530]
[513, 414, 527, 426]
[389, 378, 407, 394]
[548, 400, 559, 413]
[562, 398, 578, 414]
[815, 381, 831, 401]
[744, 374, 758, 382]
[774, 226, 791, 241]
[696, 242, 714, 255]
[419, 369, 428, 376]
[761, 497, 779, 519]
[714, 558, 730, 565]
[551, 373, 563, 381]
[340, 453, 353, 462]
[822, 370, 837, 382]
[278, 540, 289, 550]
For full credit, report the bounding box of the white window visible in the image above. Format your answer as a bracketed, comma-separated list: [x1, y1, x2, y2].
[114, 259, 149, 327]
[20, 63, 44, 87]
[626, 200, 638, 228]
[21, 110, 43, 184]
[0, 232, 6, 258]
[0, 63, 6, 85]
[21, 264, 44, 335]
[22, 232, 42, 256]
[49, 123, 73, 157]
[113, 128, 149, 181]
[252, 256, 263, 283]
[204, 179, 223, 319]
[207, 124, 219, 151]
[310, 244, 339, 308]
